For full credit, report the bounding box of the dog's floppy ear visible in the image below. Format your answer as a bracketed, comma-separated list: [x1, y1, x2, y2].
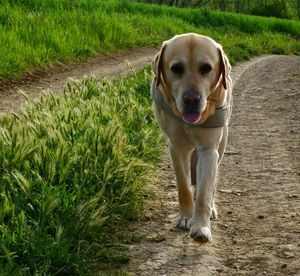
[218, 47, 231, 90]
[152, 42, 167, 87]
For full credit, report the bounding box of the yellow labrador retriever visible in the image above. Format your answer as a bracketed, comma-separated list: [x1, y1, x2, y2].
[151, 33, 232, 242]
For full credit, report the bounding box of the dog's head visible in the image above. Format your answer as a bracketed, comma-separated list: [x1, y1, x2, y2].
[153, 33, 231, 124]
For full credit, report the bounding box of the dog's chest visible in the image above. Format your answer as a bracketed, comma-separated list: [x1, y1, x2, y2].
[182, 124, 224, 148]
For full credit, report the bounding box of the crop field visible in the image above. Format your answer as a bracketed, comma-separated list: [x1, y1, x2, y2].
[0, 0, 300, 274]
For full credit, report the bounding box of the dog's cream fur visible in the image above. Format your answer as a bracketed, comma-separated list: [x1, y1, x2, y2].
[151, 33, 232, 242]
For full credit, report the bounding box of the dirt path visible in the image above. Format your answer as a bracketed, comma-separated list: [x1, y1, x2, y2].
[1, 50, 299, 275]
[125, 55, 300, 276]
[0, 48, 156, 114]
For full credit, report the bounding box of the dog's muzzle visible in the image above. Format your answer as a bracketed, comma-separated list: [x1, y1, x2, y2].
[151, 81, 230, 128]
[182, 92, 201, 110]
[181, 91, 202, 124]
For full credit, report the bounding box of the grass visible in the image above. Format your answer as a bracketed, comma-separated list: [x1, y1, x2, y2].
[0, 68, 165, 275]
[0, 0, 299, 81]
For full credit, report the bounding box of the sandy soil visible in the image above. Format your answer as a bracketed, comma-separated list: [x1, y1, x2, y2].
[1, 50, 299, 276]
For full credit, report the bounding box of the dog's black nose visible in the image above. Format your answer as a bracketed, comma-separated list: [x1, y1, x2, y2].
[182, 92, 201, 109]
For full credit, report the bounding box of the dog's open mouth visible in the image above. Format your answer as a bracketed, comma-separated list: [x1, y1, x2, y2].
[182, 111, 202, 124]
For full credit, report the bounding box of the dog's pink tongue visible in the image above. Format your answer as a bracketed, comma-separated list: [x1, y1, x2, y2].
[182, 112, 202, 123]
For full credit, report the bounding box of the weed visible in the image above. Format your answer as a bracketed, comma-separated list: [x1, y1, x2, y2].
[0, 68, 165, 274]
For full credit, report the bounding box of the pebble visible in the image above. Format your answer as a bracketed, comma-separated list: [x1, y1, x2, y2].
[222, 224, 228, 229]
[216, 267, 224, 273]
[258, 215, 265, 219]
[283, 251, 294, 258]
[153, 234, 166, 242]
[167, 184, 176, 189]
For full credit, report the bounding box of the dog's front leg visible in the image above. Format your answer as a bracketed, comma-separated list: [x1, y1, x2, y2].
[169, 143, 194, 230]
[189, 146, 219, 242]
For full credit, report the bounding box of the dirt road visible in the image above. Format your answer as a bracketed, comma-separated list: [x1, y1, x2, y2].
[125, 55, 300, 276]
[1, 51, 299, 275]
[0, 48, 156, 113]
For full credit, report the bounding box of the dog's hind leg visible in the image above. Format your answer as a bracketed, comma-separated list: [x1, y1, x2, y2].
[210, 126, 229, 221]
[191, 149, 197, 187]
[217, 126, 228, 164]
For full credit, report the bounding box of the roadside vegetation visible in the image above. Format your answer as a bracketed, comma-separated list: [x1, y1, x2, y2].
[139, 0, 300, 20]
[0, 68, 165, 274]
[1, 0, 300, 274]
[0, 0, 299, 81]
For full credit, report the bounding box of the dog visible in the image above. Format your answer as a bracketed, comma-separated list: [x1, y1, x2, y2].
[151, 33, 232, 242]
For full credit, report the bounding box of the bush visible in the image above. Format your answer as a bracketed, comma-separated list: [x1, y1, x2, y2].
[250, 0, 294, 19]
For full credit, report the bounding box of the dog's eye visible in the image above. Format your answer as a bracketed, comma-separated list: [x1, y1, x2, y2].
[170, 64, 184, 75]
[200, 64, 212, 75]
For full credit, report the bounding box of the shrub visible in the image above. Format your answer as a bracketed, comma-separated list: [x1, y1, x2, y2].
[250, 0, 294, 19]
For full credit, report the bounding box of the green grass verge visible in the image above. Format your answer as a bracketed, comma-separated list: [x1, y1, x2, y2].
[0, 68, 165, 275]
[0, 0, 299, 81]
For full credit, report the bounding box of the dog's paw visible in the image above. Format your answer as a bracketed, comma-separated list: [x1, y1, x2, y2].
[210, 206, 218, 221]
[176, 216, 191, 230]
[189, 225, 212, 243]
